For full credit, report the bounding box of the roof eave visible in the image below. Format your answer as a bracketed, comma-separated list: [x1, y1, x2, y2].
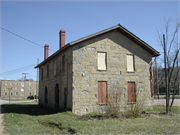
[35, 24, 160, 68]
[117, 24, 160, 57]
[69, 24, 120, 46]
[69, 24, 160, 57]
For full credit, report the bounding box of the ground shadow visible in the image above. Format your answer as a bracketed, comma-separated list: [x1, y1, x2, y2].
[1, 104, 65, 116]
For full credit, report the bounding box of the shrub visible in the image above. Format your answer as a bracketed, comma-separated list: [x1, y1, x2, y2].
[106, 89, 123, 118]
[106, 87, 148, 118]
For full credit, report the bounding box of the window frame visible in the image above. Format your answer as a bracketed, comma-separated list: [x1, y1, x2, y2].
[41, 67, 44, 80]
[21, 82, 24, 87]
[54, 61, 56, 76]
[127, 54, 135, 72]
[62, 55, 65, 72]
[97, 52, 107, 71]
[128, 82, 136, 103]
[47, 64, 49, 78]
[21, 87, 24, 92]
[98, 81, 107, 104]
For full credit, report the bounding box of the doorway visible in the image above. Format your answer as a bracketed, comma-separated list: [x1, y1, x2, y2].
[55, 84, 59, 110]
[45, 87, 47, 107]
[128, 82, 136, 102]
[64, 88, 68, 110]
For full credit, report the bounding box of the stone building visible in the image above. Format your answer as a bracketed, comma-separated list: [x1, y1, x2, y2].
[0, 80, 37, 99]
[35, 24, 160, 115]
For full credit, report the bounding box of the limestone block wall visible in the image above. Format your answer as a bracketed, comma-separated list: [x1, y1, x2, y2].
[72, 30, 153, 115]
[39, 48, 73, 110]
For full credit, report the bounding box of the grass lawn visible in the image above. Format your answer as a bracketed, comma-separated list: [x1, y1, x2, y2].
[1, 103, 180, 135]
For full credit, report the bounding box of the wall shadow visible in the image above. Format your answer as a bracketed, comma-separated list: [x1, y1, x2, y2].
[1, 104, 66, 116]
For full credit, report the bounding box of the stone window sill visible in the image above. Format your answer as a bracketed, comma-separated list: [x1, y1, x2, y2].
[97, 70, 107, 71]
[127, 71, 135, 73]
[98, 103, 107, 105]
[127, 102, 136, 104]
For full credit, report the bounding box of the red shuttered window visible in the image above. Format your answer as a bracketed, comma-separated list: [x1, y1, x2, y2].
[47, 64, 49, 78]
[98, 81, 107, 104]
[128, 82, 136, 102]
[41, 68, 44, 80]
[62, 55, 65, 72]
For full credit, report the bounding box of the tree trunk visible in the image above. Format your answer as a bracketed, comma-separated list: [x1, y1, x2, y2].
[169, 92, 176, 112]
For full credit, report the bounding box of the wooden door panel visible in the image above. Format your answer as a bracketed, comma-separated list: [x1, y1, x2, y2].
[98, 81, 107, 104]
[128, 82, 136, 102]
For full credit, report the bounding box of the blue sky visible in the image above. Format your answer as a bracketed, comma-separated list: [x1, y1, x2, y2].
[0, 0, 179, 81]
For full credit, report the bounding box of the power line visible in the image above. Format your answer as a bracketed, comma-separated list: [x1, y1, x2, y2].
[0, 63, 36, 74]
[0, 63, 36, 76]
[0, 67, 34, 76]
[0, 27, 55, 52]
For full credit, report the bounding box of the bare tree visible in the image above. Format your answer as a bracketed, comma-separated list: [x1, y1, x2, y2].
[157, 18, 180, 113]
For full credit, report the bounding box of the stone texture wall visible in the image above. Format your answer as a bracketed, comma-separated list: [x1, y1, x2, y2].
[38, 29, 154, 115]
[39, 48, 73, 110]
[72, 30, 153, 115]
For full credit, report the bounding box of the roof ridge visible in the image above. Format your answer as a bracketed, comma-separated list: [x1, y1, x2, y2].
[35, 24, 160, 68]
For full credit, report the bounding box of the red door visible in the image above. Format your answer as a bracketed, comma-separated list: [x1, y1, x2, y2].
[98, 81, 107, 104]
[128, 82, 136, 102]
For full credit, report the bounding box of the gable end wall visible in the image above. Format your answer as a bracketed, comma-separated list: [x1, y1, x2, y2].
[72, 30, 153, 115]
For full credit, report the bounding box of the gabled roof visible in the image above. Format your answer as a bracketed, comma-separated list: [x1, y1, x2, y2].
[35, 24, 160, 68]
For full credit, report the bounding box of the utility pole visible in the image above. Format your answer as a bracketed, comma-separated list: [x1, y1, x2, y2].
[163, 34, 169, 114]
[22, 73, 29, 99]
[36, 58, 39, 102]
[22, 73, 29, 81]
[8, 87, 12, 104]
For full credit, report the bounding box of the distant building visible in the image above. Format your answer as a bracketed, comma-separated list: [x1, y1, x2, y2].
[0, 80, 38, 98]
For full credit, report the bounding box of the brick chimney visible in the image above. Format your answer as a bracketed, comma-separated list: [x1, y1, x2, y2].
[44, 44, 49, 60]
[59, 29, 66, 49]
